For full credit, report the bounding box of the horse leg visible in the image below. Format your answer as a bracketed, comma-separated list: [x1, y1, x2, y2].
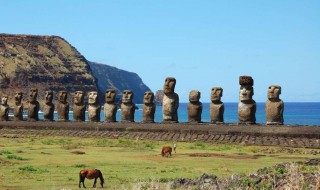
[93, 177, 97, 188]
[79, 175, 83, 188]
[82, 178, 86, 188]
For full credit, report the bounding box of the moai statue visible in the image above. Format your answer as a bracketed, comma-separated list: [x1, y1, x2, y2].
[57, 91, 69, 121]
[187, 90, 202, 123]
[238, 76, 256, 124]
[104, 89, 117, 122]
[28, 88, 40, 121]
[0, 95, 9, 121]
[43, 91, 54, 121]
[210, 87, 224, 124]
[266, 85, 284, 125]
[88, 91, 101, 122]
[73, 91, 86, 122]
[142, 91, 156, 123]
[121, 90, 135, 122]
[162, 77, 179, 123]
[13, 92, 23, 121]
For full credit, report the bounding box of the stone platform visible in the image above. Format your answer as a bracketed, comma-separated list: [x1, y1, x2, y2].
[1, 121, 320, 148]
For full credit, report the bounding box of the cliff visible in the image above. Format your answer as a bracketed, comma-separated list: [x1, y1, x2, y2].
[0, 34, 150, 105]
[88, 61, 151, 104]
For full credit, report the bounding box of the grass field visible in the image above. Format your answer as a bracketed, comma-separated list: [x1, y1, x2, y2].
[0, 136, 319, 189]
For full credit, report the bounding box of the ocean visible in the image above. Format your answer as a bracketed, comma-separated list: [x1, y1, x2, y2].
[37, 102, 320, 126]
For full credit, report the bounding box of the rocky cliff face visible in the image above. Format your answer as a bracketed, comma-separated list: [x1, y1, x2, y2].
[88, 61, 151, 104]
[0, 34, 150, 105]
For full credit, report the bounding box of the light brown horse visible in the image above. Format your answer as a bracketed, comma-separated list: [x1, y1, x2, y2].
[79, 169, 104, 188]
[161, 146, 172, 157]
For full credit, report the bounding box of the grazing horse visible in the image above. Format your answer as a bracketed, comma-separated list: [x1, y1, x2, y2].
[79, 169, 104, 188]
[161, 146, 172, 157]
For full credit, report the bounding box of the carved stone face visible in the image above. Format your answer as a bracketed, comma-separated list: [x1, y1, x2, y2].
[88, 91, 98, 104]
[58, 91, 68, 103]
[268, 85, 281, 100]
[189, 90, 200, 103]
[239, 86, 254, 101]
[1, 95, 8, 105]
[143, 91, 154, 104]
[163, 77, 176, 95]
[29, 89, 38, 102]
[122, 90, 134, 103]
[105, 89, 116, 103]
[45, 91, 53, 103]
[74, 91, 84, 104]
[211, 87, 223, 102]
[15, 92, 23, 104]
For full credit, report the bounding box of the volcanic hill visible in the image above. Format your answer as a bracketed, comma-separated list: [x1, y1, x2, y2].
[0, 33, 150, 104]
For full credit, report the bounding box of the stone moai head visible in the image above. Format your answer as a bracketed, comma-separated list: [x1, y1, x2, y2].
[74, 91, 84, 105]
[239, 76, 254, 102]
[163, 77, 176, 95]
[122, 90, 134, 103]
[45, 91, 53, 103]
[143, 91, 154, 104]
[189, 90, 200, 103]
[58, 91, 68, 103]
[15, 92, 23, 104]
[88, 91, 98, 104]
[268, 85, 281, 100]
[105, 89, 116, 103]
[29, 88, 38, 102]
[1, 95, 8, 105]
[211, 87, 223, 102]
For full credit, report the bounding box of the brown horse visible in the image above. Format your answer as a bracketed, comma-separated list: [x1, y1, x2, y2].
[161, 146, 172, 157]
[79, 169, 104, 188]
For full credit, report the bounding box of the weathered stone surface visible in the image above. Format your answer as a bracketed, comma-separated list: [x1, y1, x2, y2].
[73, 91, 86, 122]
[188, 90, 202, 123]
[210, 87, 224, 124]
[43, 91, 54, 121]
[88, 91, 101, 122]
[121, 90, 135, 122]
[0, 95, 9, 121]
[266, 85, 284, 125]
[154, 90, 164, 105]
[238, 76, 256, 124]
[28, 88, 39, 121]
[57, 91, 69, 121]
[142, 91, 155, 123]
[162, 77, 179, 123]
[13, 92, 23, 121]
[104, 89, 117, 122]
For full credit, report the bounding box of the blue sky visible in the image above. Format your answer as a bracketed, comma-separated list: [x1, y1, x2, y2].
[1, 0, 320, 102]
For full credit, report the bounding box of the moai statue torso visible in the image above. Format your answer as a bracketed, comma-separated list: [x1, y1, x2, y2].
[142, 91, 156, 123]
[28, 88, 40, 121]
[104, 89, 117, 122]
[266, 85, 284, 125]
[162, 77, 179, 123]
[43, 91, 55, 121]
[73, 91, 86, 122]
[88, 91, 101, 122]
[13, 92, 23, 121]
[188, 90, 202, 123]
[57, 91, 69, 121]
[238, 76, 256, 124]
[0, 95, 9, 121]
[210, 87, 224, 124]
[121, 90, 135, 122]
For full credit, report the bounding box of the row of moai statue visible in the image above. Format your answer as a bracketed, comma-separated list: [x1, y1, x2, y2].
[0, 76, 284, 124]
[163, 76, 284, 125]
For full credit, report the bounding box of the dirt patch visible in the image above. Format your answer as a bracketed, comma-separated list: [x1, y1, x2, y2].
[183, 153, 266, 159]
[40, 152, 51, 155]
[71, 151, 85, 155]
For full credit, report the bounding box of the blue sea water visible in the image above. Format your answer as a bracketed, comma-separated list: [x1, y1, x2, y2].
[40, 102, 320, 126]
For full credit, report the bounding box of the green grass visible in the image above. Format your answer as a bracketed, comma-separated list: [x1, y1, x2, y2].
[0, 136, 319, 189]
